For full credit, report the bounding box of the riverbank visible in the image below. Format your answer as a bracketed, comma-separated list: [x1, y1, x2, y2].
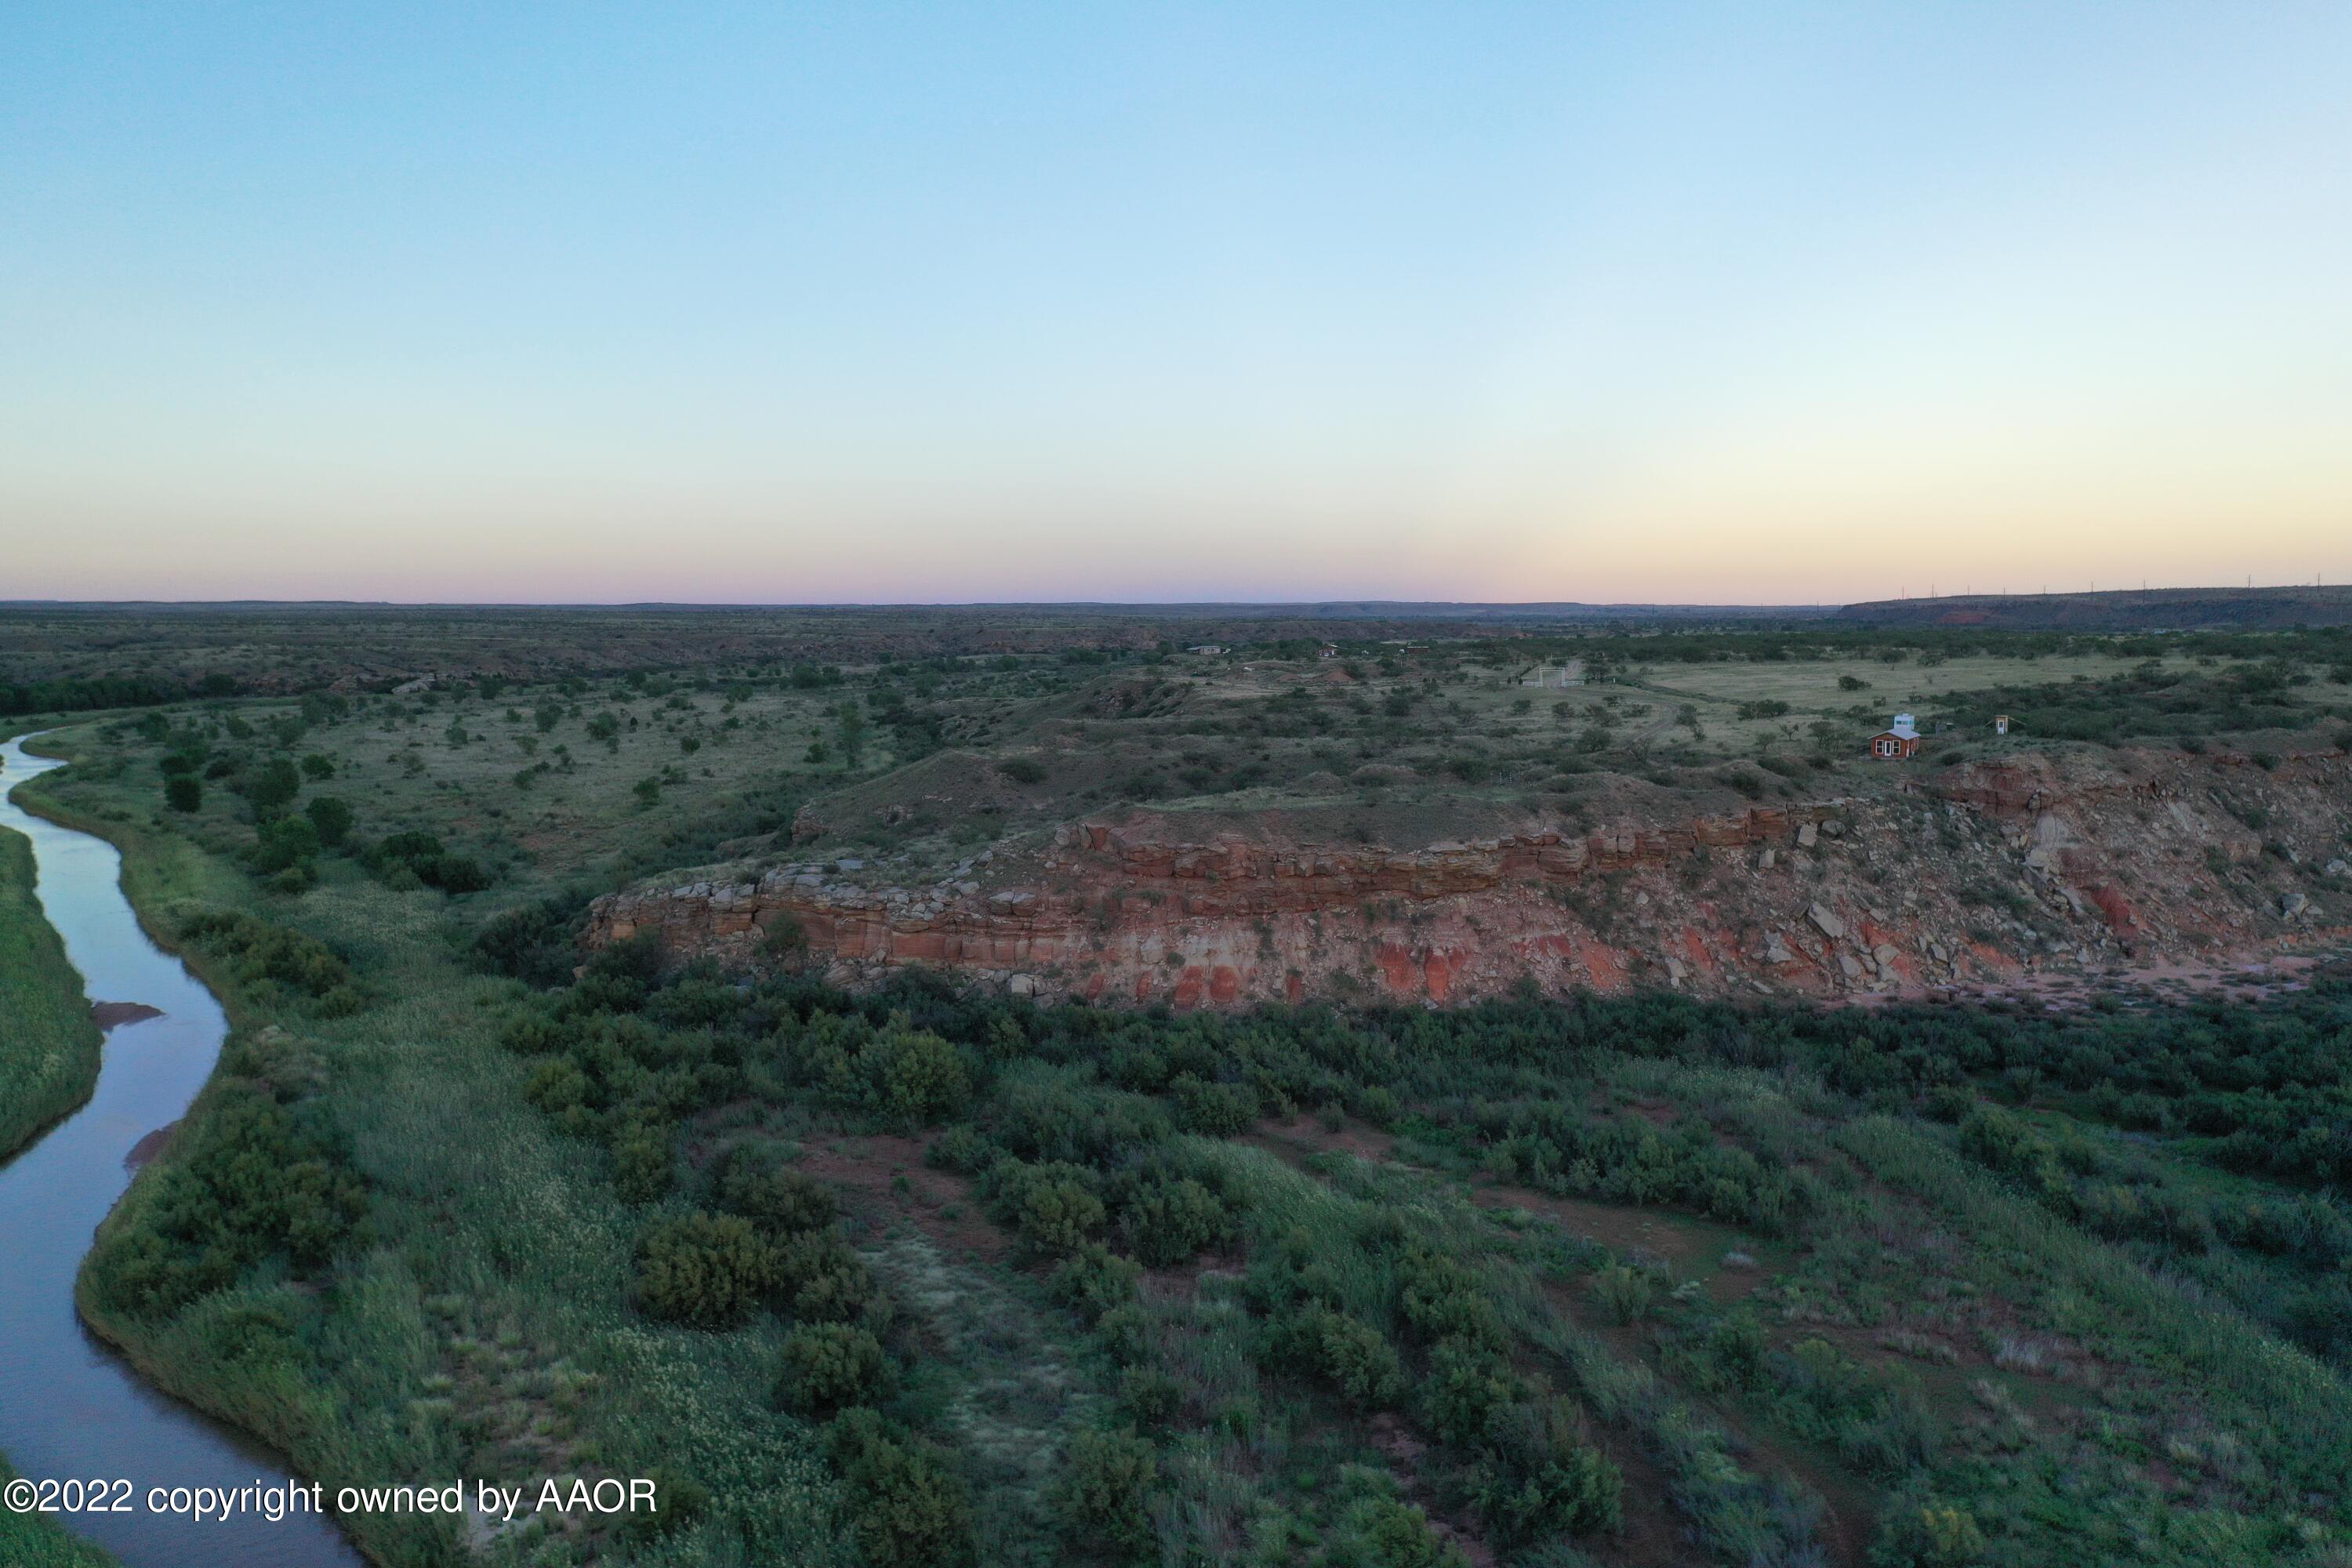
[0, 751, 118, 1566]
[13, 715, 850, 1567]
[0, 823, 105, 1161]
[0, 734, 361, 1568]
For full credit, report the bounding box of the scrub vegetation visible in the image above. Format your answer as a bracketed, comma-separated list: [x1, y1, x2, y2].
[2, 603, 2350, 1566]
[0, 828, 103, 1160]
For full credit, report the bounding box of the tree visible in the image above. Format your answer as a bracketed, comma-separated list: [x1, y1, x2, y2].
[244, 757, 301, 818]
[299, 753, 336, 779]
[256, 815, 321, 874]
[304, 796, 353, 848]
[165, 775, 202, 813]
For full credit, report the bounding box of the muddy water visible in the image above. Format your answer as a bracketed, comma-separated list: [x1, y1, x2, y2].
[0, 735, 361, 1566]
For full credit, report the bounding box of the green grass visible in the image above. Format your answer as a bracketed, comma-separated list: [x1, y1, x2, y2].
[0, 826, 102, 1160]
[0, 1460, 117, 1568]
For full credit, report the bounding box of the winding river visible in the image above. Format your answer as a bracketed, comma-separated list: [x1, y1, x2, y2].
[1, 735, 361, 1566]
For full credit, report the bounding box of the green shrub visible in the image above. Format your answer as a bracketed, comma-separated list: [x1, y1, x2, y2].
[84, 1086, 367, 1318]
[612, 1128, 674, 1203]
[1287, 1305, 1403, 1406]
[1869, 1495, 1988, 1566]
[1422, 1336, 1523, 1447]
[989, 1160, 1106, 1256]
[1053, 1427, 1157, 1556]
[254, 815, 321, 873]
[303, 795, 353, 848]
[1587, 1264, 1657, 1323]
[178, 909, 352, 1001]
[1397, 1245, 1503, 1348]
[1465, 1398, 1622, 1545]
[1337, 1494, 1472, 1568]
[1116, 1366, 1184, 1429]
[716, 1150, 837, 1236]
[1171, 1073, 1258, 1135]
[825, 1409, 975, 1568]
[775, 1323, 891, 1412]
[632, 1211, 779, 1328]
[165, 775, 201, 812]
[1050, 1243, 1142, 1321]
[1118, 1177, 1232, 1267]
[778, 1229, 886, 1325]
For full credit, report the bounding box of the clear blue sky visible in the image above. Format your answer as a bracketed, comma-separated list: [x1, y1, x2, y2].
[5, 3, 2349, 602]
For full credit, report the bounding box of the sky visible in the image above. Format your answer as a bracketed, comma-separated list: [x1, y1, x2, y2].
[4, 2, 2350, 605]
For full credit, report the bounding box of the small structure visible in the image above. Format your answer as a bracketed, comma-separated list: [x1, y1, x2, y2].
[1867, 713, 1921, 760]
[1185, 644, 1226, 655]
[1993, 714, 2012, 735]
[1317, 644, 1340, 659]
[1519, 661, 1586, 688]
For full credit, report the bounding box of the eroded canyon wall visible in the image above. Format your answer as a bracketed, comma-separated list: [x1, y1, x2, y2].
[584, 746, 2351, 1006]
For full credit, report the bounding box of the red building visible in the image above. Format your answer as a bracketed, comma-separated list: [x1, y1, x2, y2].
[1868, 713, 1921, 759]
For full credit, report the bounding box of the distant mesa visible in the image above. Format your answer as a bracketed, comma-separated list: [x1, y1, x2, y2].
[91, 1000, 164, 1030]
[1834, 584, 2352, 632]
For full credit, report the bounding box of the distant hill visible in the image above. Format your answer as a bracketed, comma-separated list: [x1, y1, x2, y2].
[1834, 585, 2352, 631]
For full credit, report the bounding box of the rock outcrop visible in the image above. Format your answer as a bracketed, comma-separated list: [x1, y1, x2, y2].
[585, 746, 2352, 1008]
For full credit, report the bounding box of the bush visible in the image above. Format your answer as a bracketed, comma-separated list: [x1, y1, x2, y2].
[1171, 1073, 1258, 1135]
[825, 1410, 975, 1568]
[1422, 1337, 1523, 1447]
[1053, 1427, 1157, 1556]
[990, 1160, 1106, 1256]
[242, 756, 302, 817]
[1465, 1398, 1622, 1545]
[999, 757, 1047, 784]
[1118, 1177, 1232, 1267]
[633, 1212, 779, 1327]
[776, 1323, 891, 1412]
[1337, 1494, 1472, 1568]
[365, 831, 491, 894]
[299, 753, 335, 779]
[165, 775, 202, 812]
[469, 892, 586, 988]
[1116, 1366, 1184, 1428]
[179, 909, 352, 1001]
[777, 1229, 886, 1325]
[1869, 1496, 1988, 1566]
[1587, 1264, 1657, 1323]
[84, 1085, 366, 1318]
[717, 1152, 838, 1236]
[303, 795, 353, 848]
[612, 1129, 674, 1203]
[1050, 1243, 1142, 1321]
[254, 815, 321, 874]
[1287, 1305, 1403, 1406]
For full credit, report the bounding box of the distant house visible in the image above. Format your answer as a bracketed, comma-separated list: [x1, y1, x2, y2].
[1185, 644, 1226, 655]
[1993, 714, 2012, 735]
[1868, 713, 1921, 760]
[1317, 644, 1340, 659]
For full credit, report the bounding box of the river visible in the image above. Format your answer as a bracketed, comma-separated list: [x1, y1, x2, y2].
[0, 735, 362, 1566]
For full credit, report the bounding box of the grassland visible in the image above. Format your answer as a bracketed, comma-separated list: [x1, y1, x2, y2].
[2, 609, 2349, 1566]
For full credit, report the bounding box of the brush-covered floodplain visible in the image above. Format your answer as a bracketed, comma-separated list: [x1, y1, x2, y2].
[3, 604, 2351, 1568]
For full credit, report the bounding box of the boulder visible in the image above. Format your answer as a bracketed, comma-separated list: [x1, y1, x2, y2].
[1808, 902, 1846, 940]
